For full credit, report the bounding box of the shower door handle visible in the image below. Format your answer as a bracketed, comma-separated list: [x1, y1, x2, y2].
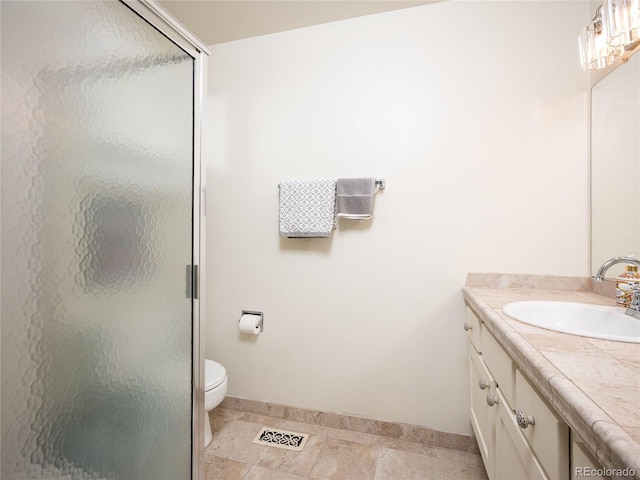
[186, 265, 199, 300]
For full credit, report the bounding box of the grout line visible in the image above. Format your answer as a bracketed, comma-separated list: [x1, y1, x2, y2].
[307, 436, 323, 480]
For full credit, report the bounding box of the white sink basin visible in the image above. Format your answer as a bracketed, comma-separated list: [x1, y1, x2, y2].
[502, 301, 640, 343]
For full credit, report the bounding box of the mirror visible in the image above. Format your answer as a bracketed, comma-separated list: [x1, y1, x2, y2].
[591, 52, 640, 277]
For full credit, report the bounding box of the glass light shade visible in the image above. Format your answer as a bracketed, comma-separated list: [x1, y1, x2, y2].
[602, 0, 640, 47]
[579, 10, 623, 70]
[579, 25, 596, 69]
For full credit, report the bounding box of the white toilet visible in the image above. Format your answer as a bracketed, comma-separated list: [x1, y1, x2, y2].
[205, 359, 227, 447]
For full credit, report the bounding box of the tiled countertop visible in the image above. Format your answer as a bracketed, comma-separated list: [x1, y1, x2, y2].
[463, 273, 640, 480]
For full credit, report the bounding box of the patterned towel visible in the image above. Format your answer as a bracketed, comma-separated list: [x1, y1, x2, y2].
[279, 180, 337, 238]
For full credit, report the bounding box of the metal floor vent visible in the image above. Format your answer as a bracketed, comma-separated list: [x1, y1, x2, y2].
[253, 427, 309, 451]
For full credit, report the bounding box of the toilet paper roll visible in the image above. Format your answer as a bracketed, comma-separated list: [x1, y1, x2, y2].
[239, 313, 261, 335]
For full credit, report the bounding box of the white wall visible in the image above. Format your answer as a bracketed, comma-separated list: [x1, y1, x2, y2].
[204, 1, 590, 435]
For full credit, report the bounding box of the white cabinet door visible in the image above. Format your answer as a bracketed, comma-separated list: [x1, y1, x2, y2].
[515, 370, 569, 480]
[469, 347, 496, 478]
[495, 391, 548, 480]
[571, 439, 606, 480]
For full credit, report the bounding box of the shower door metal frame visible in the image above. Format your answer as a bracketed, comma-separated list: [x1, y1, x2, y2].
[122, 2, 210, 478]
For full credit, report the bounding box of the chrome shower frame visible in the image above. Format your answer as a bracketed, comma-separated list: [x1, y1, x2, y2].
[123, 2, 210, 478]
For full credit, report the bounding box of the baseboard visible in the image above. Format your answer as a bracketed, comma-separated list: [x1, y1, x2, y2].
[220, 396, 479, 454]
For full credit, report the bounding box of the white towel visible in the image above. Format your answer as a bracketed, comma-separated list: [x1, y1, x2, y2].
[279, 180, 337, 238]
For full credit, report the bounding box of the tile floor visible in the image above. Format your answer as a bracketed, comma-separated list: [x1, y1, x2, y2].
[205, 408, 489, 480]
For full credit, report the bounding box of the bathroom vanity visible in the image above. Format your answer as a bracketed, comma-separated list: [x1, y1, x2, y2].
[463, 273, 640, 480]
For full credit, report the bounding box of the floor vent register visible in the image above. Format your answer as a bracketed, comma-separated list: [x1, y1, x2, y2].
[252, 427, 309, 451]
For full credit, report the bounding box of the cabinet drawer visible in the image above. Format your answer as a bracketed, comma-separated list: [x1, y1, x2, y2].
[515, 370, 569, 480]
[466, 307, 483, 352]
[469, 348, 497, 478]
[495, 389, 547, 480]
[483, 329, 516, 407]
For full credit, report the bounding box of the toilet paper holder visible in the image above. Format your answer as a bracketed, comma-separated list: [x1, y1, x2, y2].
[240, 310, 264, 332]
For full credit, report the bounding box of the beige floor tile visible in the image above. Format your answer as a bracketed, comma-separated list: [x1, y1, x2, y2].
[204, 455, 251, 480]
[237, 412, 326, 437]
[271, 418, 327, 437]
[209, 410, 235, 433]
[234, 411, 275, 425]
[211, 407, 243, 420]
[204, 407, 486, 480]
[375, 447, 440, 480]
[375, 446, 488, 480]
[309, 437, 378, 480]
[255, 433, 323, 476]
[377, 437, 437, 457]
[206, 419, 266, 464]
[244, 465, 308, 480]
[434, 447, 488, 480]
[323, 425, 383, 446]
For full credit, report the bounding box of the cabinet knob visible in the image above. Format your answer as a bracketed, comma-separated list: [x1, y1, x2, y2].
[478, 379, 489, 390]
[515, 410, 535, 429]
[486, 393, 499, 407]
[463, 322, 473, 331]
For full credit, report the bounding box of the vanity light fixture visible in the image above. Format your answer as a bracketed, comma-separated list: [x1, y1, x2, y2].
[579, 0, 640, 70]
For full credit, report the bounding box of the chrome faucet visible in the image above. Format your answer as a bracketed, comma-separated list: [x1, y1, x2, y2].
[594, 256, 640, 320]
[594, 256, 640, 280]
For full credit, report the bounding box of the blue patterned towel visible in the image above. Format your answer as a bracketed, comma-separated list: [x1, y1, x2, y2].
[279, 180, 337, 238]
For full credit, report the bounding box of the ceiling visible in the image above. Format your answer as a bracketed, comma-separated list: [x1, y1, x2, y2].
[158, 0, 436, 46]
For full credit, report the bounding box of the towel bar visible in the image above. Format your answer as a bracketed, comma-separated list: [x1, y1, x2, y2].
[278, 178, 386, 190]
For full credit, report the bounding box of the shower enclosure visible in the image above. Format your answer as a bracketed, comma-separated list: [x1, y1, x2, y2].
[1, 1, 208, 478]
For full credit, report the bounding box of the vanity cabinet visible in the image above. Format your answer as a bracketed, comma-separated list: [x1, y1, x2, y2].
[469, 346, 496, 477]
[466, 307, 570, 480]
[571, 438, 607, 480]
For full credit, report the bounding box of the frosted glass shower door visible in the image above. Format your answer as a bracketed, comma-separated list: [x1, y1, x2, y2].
[1, 2, 197, 479]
